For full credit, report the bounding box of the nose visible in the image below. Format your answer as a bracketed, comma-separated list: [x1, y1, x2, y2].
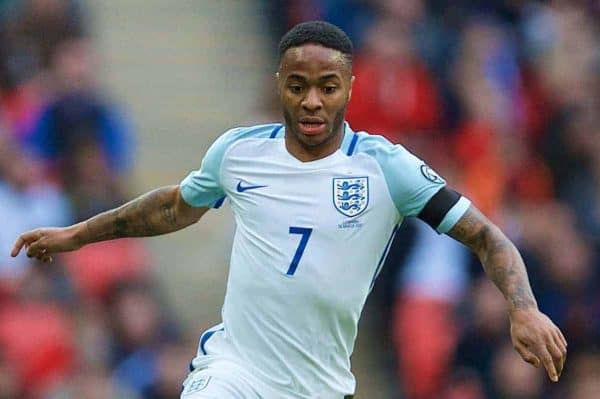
[301, 87, 322, 112]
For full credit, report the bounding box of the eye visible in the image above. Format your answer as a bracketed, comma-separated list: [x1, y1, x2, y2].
[323, 86, 338, 94]
[288, 85, 303, 94]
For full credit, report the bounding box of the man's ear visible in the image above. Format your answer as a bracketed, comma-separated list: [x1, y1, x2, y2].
[275, 72, 281, 95]
[348, 75, 355, 102]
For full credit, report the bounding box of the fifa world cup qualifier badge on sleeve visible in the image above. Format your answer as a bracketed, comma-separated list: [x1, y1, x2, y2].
[333, 177, 369, 218]
[420, 164, 445, 184]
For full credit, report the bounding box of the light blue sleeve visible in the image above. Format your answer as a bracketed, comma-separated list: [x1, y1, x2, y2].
[179, 124, 282, 208]
[179, 128, 241, 208]
[356, 133, 447, 217]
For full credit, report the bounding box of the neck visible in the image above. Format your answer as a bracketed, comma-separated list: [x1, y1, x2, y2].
[284, 124, 345, 162]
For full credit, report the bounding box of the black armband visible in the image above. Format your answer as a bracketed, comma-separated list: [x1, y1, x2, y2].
[417, 187, 461, 230]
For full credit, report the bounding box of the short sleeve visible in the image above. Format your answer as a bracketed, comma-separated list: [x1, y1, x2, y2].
[356, 134, 447, 217]
[179, 130, 236, 208]
[179, 124, 283, 208]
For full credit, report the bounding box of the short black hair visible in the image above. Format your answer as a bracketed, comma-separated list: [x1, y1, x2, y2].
[278, 21, 353, 67]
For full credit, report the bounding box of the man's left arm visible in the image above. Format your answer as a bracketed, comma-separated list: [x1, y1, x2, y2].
[447, 205, 567, 382]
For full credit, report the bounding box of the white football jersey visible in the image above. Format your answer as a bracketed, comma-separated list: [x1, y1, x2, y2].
[180, 122, 470, 398]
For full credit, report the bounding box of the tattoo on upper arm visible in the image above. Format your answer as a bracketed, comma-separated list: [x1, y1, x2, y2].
[91, 187, 180, 239]
[448, 206, 489, 252]
[82, 186, 195, 243]
[114, 216, 129, 237]
[160, 202, 177, 226]
[134, 189, 178, 234]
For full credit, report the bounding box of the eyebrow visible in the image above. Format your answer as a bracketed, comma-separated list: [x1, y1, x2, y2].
[318, 73, 341, 81]
[286, 73, 342, 82]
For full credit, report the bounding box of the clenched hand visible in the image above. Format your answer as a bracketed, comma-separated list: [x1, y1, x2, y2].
[510, 308, 567, 382]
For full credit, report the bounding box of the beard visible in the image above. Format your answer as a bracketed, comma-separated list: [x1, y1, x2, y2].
[282, 105, 347, 150]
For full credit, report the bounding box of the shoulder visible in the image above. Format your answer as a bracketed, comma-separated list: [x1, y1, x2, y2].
[206, 122, 282, 158]
[351, 130, 446, 198]
[217, 123, 283, 145]
[351, 131, 416, 165]
[343, 126, 450, 218]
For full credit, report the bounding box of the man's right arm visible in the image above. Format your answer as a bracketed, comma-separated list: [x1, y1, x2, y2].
[11, 185, 209, 262]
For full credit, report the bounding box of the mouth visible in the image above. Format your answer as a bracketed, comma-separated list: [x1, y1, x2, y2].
[298, 117, 327, 136]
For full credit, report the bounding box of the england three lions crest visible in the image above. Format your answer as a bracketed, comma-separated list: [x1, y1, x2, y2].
[333, 177, 369, 218]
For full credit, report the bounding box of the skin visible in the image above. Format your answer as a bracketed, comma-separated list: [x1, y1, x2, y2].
[448, 207, 567, 382]
[12, 42, 566, 382]
[11, 186, 208, 262]
[277, 43, 354, 161]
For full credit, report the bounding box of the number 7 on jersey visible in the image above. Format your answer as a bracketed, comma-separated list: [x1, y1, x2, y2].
[287, 227, 313, 275]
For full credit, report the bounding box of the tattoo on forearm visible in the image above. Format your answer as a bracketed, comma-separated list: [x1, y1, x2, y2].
[449, 208, 537, 310]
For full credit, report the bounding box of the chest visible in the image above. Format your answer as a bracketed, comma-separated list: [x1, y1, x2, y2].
[221, 154, 397, 235]
[220, 145, 401, 301]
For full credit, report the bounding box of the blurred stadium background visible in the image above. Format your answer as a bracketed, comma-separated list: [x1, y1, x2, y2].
[0, 0, 598, 398]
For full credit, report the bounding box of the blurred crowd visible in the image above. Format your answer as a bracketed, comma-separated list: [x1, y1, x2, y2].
[267, 0, 600, 398]
[0, 1, 193, 398]
[1, 0, 599, 398]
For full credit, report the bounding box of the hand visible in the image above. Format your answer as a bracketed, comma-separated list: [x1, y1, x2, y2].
[509, 308, 567, 382]
[11, 226, 82, 263]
